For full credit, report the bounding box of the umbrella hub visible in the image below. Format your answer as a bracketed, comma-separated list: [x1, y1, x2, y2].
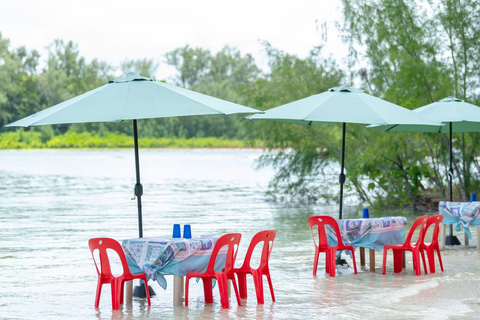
[110, 72, 154, 83]
[440, 96, 463, 103]
[328, 86, 364, 93]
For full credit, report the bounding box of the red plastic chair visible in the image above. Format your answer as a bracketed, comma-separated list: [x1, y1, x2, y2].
[382, 215, 429, 276]
[185, 233, 242, 309]
[308, 216, 358, 277]
[233, 230, 276, 304]
[88, 237, 151, 309]
[421, 214, 444, 273]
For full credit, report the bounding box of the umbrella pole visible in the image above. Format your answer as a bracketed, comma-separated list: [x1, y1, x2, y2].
[336, 123, 349, 266]
[339, 122, 346, 219]
[446, 122, 460, 245]
[132, 120, 156, 298]
[133, 120, 144, 238]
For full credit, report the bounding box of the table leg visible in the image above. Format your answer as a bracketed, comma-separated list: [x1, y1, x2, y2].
[173, 276, 184, 306]
[369, 249, 375, 272]
[402, 251, 406, 269]
[359, 247, 365, 268]
[125, 280, 133, 305]
[477, 227, 480, 251]
[465, 230, 469, 246]
[440, 224, 446, 249]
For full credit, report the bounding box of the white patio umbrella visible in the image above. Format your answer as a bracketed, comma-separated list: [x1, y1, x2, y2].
[372, 96, 480, 244]
[248, 86, 443, 218]
[6, 72, 260, 238]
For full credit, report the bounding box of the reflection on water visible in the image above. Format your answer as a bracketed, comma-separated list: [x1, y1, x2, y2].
[0, 149, 479, 319]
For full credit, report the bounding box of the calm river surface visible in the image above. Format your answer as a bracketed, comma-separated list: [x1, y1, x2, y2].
[0, 149, 479, 320]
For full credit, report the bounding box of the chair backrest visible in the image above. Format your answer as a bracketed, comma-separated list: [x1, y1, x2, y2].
[88, 237, 132, 279]
[424, 214, 444, 245]
[206, 233, 242, 274]
[308, 215, 344, 248]
[241, 230, 276, 270]
[404, 215, 429, 246]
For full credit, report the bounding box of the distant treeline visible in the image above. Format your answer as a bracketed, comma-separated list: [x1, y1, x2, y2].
[1, 0, 480, 210]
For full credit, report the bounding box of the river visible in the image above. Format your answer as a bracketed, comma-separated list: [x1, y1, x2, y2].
[0, 149, 478, 319]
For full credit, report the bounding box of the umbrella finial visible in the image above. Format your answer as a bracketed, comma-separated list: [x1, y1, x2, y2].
[328, 86, 364, 93]
[440, 96, 464, 103]
[110, 72, 155, 83]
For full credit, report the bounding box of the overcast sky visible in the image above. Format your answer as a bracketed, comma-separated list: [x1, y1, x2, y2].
[0, 0, 348, 80]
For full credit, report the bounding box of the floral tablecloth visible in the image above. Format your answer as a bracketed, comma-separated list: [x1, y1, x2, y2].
[327, 216, 407, 249]
[122, 235, 225, 289]
[439, 201, 480, 239]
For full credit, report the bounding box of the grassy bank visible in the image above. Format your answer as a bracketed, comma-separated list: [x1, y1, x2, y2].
[0, 130, 259, 149]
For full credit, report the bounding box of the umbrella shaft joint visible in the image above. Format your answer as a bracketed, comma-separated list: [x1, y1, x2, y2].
[133, 183, 143, 199]
[339, 173, 346, 184]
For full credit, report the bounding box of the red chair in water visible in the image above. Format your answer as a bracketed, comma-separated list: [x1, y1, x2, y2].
[88, 237, 151, 309]
[308, 216, 358, 277]
[421, 214, 444, 273]
[233, 230, 276, 304]
[382, 215, 429, 276]
[185, 233, 242, 309]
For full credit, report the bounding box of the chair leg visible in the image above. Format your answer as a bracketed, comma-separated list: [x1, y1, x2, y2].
[111, 281, 119, 310]
[325, 251, 330, 274]
[382, 248, 389, 274]
[313, 248, 320, 276]
[202, 277, 214, 304]
[236, 272, 248, 299]
[349, 249, 358, 274]
[393, 250, 403, 273]
[328, 249, 336, 277]
[426, 248, 436, 273]
[143, 277, 151, 306]
[420, 249, 428, 274]
[435, 246, 444, 272]
[230, 276, 242, 306]
[252, 271, 265, 304]
[185, 276, 190, 307]
[266, 272, 275, 302]
[412, 251, 421, 276]
[95, 280, 103, 308]
[217, 274, 229, 309]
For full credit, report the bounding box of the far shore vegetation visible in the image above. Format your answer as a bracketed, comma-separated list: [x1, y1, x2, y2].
[0, 130, 257, 149]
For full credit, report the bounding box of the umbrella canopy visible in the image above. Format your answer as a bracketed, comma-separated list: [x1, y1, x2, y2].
[248, 86, 443, 218]
[369, 96, 480, 243]
[6, 72, 260, 237]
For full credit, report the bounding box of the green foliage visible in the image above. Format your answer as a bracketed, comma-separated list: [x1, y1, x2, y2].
[0, 130, 249, 149]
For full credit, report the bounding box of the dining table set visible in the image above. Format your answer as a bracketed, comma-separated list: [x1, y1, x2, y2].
[87, 201, 480, 310]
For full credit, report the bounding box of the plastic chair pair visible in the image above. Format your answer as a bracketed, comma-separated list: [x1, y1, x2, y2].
[308, 216, 358, 277]
[233, 230, 276, 304]
[88, 237, 151, 309]
[185, 233, 242, 309]
[421, 214, 444, 273]
[382, 215, 429, 276]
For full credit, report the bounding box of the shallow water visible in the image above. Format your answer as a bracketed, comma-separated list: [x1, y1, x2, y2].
[0, 149, 479, 320]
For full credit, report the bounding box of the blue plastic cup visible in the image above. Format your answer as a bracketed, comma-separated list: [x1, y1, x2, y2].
[172, 224, 181, 238]
[183, 224, 192, 239]
[362, 208, 370, 218]
[471, 193, 476, 202]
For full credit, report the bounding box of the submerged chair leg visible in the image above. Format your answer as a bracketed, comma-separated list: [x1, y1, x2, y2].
[202, 278, 214, 303]
[266, 272, 275, 302]
[313, 248, 320, 275]
[237, 272, 248, 299]
[252, 271, 265, 304]
[95, 281, 103, 308]
[435, 247, 444, 272]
